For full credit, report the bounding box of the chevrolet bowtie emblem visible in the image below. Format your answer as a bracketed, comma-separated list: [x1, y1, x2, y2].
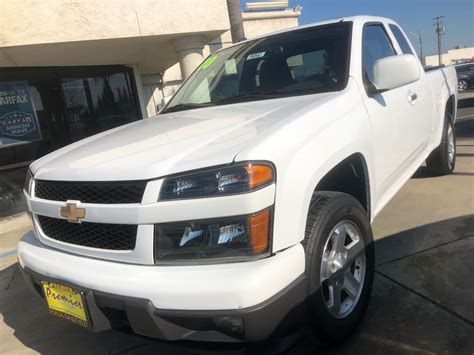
[60, 203, 86, 222]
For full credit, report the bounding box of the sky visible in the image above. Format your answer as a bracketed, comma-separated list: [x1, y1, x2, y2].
[244, 0, 474, 57]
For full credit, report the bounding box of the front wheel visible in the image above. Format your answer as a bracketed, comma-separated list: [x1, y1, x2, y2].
[426, 113, 456, 176]
[302, 192, 374, 343]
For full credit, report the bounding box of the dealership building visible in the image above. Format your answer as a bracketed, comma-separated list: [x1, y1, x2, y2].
[0, 0, 300, 170]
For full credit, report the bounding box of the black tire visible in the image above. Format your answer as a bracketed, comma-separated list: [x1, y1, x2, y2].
[426, 111, 456, 176]
[302, 191, 374, 343]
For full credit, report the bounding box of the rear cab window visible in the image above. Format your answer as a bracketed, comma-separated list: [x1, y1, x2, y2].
[389, 24, 415, 55]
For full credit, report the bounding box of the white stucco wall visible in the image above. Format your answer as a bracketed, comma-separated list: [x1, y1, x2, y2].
[0, 0, 231, 118]
[242, 9, 300, 39]
[0, 0, 229, 47]
[0, 0, 229, 76]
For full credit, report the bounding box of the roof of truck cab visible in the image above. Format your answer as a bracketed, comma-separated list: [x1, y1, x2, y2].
[221, 15, 396, 48]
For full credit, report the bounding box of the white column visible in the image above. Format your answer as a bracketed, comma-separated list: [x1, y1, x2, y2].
[129, 65, 149, 118]
[173, 36, 205, 80]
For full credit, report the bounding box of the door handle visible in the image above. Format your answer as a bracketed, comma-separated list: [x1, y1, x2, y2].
[407, 91, 418, 104]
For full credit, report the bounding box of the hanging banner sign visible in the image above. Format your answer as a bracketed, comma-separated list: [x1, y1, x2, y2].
[0, 81, 41, 147]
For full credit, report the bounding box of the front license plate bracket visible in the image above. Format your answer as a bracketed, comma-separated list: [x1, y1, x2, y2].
[41, 281, 89, 328]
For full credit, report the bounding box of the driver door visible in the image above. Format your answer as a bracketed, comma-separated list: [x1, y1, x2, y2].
[360, 23, 426, 203]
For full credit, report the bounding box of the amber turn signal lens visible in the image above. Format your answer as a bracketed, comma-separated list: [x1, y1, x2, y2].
[245, 165, 274, 190]
[249, 209, 271, 254]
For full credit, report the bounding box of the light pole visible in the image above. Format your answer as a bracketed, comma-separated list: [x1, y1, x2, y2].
[433, 16, 445, 66]
[410, 30, 423, 65]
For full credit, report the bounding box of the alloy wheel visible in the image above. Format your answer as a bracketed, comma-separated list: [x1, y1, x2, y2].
[458, 80, 468, 92]
[320, 221, 366, 319]
[447, 123, 455, 168]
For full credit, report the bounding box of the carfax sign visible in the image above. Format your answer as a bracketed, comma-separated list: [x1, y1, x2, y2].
[0, 81, 41, 147]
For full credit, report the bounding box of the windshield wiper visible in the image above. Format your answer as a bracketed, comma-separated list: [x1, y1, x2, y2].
[213, 92, 280, 105]
[161, 102, 214, 114]
[162, 92, 282, 113]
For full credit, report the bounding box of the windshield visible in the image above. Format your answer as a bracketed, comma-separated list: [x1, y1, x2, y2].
[163, 22, 352, 113]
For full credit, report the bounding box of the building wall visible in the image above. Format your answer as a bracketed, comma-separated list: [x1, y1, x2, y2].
[0, 1, 301, 118]
[242, 9, 300, 39]
[0, 0, 229, 47]
[0, 0, 229, 80]
[425, 47, 474, 67]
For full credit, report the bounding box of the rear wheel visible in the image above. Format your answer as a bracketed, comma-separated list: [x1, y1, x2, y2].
[426, 112, 456, 176]
[302, 192, 374, 343]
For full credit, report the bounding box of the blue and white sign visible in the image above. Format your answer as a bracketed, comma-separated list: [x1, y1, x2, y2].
[0, 81, 41, 147]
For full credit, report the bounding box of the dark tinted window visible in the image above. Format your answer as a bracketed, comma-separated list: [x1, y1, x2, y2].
[362, 24, 395, 83]
[456, 66, 470, 73]
[389, 24, 414, 55]
[0, 66, 140, 168]
[61, 73, 139, 142]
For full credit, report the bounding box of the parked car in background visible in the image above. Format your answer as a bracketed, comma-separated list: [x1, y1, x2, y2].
[19, 16, 457, 344]
[455, 63, 474, 92]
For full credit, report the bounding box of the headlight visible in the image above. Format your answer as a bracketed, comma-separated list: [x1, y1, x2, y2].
[154, 208, 272, 263]
[159, 162, 274, 200]
[25, 169, 34, 195]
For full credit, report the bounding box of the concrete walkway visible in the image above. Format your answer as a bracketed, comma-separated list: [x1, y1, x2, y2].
[0, 97, 473, 354]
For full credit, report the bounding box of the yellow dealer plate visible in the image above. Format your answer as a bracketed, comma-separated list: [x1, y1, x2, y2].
[42, 281, 88, 328]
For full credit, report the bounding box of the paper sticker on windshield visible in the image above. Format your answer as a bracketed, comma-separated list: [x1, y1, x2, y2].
[246, 52, 266, 60]
[225, 59, 237, 74]
[200, 54, 219, 70]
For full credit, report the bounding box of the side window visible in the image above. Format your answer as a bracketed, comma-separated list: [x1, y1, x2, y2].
[362, 24, 396, 83]
[389, 24, 415, 55]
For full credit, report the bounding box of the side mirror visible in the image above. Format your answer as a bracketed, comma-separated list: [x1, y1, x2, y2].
[372, 54, 421, 93]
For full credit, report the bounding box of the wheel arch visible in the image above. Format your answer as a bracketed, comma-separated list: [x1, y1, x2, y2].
[312, 153, 371, 218]
[445, 94, 456, 122]
[431, 93, 457, 152]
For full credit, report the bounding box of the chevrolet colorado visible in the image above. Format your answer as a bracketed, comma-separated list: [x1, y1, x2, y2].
[18, 16, 457, 343]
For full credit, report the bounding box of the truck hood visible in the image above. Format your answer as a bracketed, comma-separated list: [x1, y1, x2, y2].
[31, 93, 336, 181]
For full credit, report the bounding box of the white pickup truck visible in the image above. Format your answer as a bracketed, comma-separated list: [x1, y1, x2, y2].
[19, 16, 457, 343]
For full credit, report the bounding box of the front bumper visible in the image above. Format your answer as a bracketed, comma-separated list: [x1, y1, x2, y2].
[21, 267, 306, 342]
[18, 231, 306, 342]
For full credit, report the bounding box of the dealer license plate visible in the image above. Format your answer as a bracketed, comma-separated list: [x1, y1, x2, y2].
[42, 281, 88, 328]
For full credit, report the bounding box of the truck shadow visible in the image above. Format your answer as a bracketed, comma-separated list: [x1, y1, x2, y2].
[457, 96, 474, 109]
[456, 116, 474, 139]
[1, 214, 473, 355]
